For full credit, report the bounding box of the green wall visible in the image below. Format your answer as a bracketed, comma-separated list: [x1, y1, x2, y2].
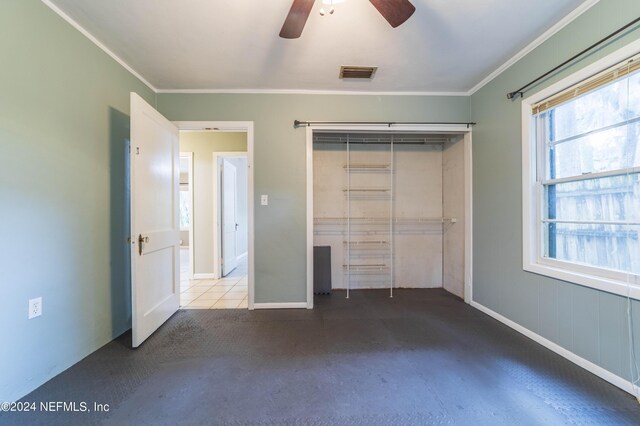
[4, 0, 638, 405]
[0, 0, 154, 402]
[470, 0, 640, 383]
[157, 94, 471, 303]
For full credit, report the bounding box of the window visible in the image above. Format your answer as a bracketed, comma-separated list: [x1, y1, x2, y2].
[523, 43, 640, 298]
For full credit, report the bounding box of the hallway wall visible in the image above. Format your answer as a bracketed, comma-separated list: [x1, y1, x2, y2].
[179, 132, 247, 275]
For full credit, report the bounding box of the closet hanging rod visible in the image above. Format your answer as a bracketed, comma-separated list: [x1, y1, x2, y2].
[294, 120, 476, 128]
[506, 16, 640, 100]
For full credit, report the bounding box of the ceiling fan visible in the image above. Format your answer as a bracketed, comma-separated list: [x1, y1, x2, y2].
[279, 0, 416, 39]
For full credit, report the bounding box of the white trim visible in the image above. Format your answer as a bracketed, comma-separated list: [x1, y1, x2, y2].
[522, 102, 537, 288]
[193, 273, 217, 280]
[247, 124, 255, 310]
[463, 132, 474, 304]
[41, 0, 157, 92]
[253, 302, 308, 310]
[306, 124, 473, 134]
[175, 121, 255, 310]
[179, 152, 194, 280]
[544, 166, 640, 185]
[306, 126, 314, 309]
[526, 261, 640, 300]
[521, 38, 640, 301]
[214, 152, 248, 280]
[468, 0, 600, 95]
[157, 88, 468, 96]
[471, 301, 639, 396]
[306, 124, 474, 303]
[542, 219, 640, 226]
[175, 121, 253, 131]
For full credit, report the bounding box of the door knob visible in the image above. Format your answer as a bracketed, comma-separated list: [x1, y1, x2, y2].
[138, 234, 149, 256]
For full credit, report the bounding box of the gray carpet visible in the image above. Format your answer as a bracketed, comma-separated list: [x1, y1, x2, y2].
[3, 289, 640, 425]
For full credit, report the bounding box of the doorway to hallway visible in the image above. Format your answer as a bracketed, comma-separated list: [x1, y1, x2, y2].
[180, 152, 249, 309]
[177, 128, 250, 309]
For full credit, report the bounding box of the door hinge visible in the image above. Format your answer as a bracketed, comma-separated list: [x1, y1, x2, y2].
[136, 147, 140, 155]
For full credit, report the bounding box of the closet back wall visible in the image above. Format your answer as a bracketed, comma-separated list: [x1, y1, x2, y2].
[313, 136, 445, 290]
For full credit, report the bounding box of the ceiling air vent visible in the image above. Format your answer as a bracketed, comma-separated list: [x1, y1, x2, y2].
[339, 66, 377, 79]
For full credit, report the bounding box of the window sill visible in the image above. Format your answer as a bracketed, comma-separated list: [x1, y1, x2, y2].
[524, 260, 640, 301]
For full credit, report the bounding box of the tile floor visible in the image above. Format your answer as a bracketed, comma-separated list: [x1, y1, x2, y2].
[180, 247, 248, 309]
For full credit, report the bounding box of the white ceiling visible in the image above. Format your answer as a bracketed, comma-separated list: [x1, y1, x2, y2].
[47, 0, 589, 93]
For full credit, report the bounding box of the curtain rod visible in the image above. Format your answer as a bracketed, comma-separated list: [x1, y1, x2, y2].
[294, 120, 476, 128]
[506, 16, 640, 100]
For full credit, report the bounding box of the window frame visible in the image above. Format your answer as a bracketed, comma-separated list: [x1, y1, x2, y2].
[522, 39, 640, 300]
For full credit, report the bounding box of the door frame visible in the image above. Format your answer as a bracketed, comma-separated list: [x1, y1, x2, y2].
[175, 121, 255, 310]
[306, 124, 474, 307]
[179, 152, 195, 280]
[214, 152, 248, 279]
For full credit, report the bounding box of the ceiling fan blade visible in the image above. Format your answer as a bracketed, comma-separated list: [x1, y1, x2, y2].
[369, 0, 416, 28]
[280, 0, 316, 39]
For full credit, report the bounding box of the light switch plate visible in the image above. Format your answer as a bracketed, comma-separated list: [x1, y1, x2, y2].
[261, 194, 268, 206]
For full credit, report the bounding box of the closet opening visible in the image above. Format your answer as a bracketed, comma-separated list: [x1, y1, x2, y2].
[307, 127, 472, 306]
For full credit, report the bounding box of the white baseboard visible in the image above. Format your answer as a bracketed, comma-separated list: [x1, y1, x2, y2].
[237, 252, 248, 263]
[470, 300, 638, 396]
[193, 273, 217, 279]
[253, 302, 308, 310]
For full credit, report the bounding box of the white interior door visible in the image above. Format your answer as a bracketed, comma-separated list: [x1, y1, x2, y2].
[130, 93, 180, 348]
[222, 159, 238, 276]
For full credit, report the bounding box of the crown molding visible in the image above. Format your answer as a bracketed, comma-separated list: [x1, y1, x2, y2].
[42, 0, 600, 98]
[41, 0, 157, 92]
[467, 0, 600, 95]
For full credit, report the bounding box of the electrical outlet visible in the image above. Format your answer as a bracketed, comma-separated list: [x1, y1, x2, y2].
[261, 194, 269, 206]
[28, 297, 42, 319]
